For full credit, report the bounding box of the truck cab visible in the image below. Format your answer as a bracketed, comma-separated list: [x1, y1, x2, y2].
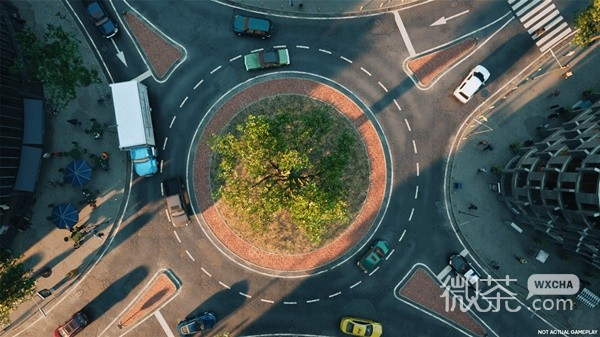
[130, 146, 158, 177]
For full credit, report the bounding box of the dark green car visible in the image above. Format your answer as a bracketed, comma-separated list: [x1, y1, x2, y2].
[357, 240, 390, 273]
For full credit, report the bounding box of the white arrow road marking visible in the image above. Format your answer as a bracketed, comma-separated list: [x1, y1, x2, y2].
[431, 10, 470, 26]
[111, 38, 127, 66]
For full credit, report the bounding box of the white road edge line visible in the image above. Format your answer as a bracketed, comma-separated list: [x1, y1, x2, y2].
[173, 230, 181, 243]
[154, 311, 176, 337]
[185, 250, 195, 261]
[201, 267, 212, 277]
[393, 10, 416, 56]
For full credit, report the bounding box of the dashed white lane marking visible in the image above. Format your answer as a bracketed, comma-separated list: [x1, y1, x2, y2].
[240, 292, 252, 298]
[329, 292, 341, 298]
[201, 267, 211, 277]
[169, 116, 176, 129]
[414, 186, 419, 199]
[393, 10, 416, 56]
[412, 140, 418, 153]
[274, 45, 286, 49]
[219, 281, 230, 289]
[230, 55, 241, 62]
[340, 56, 352, 63]
[251, 48, 264, 53]
[360, 67, 372, 76]
[162, 138, 168, 151]
[154, 311, 176, 337]
[306, 298, 320, 303]
[185, 250, 195, 261]
[416, 162, 420, 176]
[368, 267, 380, 276]
[404, 118, 412, 131]
[296, 45, 309, 49]
[210, 65, 222, 74]
[399, 229, 407, 242]
[133, 69, 153, 82]
[385, 249, 395, 260]
[159, 159, 164, 174]
[173, 231, 181, 243]
[350, 281, 361, 289]
[193, 79, 203, 90]
[393, 98, 401, 111]
[378, 81, 388, 92]
[408, 208, 414, 221]
[437, 265, 453, 281]
[179, 96, 188, 108]
[318, 48, 332, 54]
[284, 301, 297, 305]
[261, 298, 274, 303]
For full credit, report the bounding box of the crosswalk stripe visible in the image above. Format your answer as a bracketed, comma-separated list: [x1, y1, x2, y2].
[528, 14, 561, 34]
[520, 0, 551, 22]
[537, 21, 567, 45]
[512, 0, 529, 11]
[523, 6, 556, 29]
[509, 0, 571, 53]
[540, 27, 572, 52]
[516, 0, 542, 17]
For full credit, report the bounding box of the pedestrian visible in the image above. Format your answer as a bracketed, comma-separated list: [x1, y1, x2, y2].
[89, 201, 97, 209]
[548, 104, 559, 109]
[468, 203, 478, 210]
[563, 71, 573, 79]
[518, 257, 527, 264]
[67, 119, 81, 126]
[484, 144, 494, 151]
[548, 112, 560, 119]
[299, 2, 303, 9]
[547, 89, 560, 98]
[92, 229, 104, 239]
[479, 141, 488, 145]
[477, 168, 488, 173]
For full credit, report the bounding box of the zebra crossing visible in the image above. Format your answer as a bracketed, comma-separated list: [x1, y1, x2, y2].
[508, 0, 572, 52]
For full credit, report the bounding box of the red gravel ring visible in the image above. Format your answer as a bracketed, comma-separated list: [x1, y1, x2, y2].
[193, 78, 387, 271]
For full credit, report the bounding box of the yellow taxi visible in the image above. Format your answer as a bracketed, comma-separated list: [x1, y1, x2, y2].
[340, 316, 383, 337]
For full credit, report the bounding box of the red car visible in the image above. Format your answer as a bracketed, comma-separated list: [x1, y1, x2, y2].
[53, 311, 89, 337]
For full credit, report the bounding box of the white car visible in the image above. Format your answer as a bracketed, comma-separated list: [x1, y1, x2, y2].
[453, 65, 490, 103]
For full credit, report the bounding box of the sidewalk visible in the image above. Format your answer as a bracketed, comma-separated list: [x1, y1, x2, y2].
[224, 0, 418, 17]
[3, 0, 127, 333]
[448, 43, 600, 330]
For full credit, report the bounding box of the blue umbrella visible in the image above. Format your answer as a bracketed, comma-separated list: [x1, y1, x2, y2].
[51, 203, 79, 230]
[64, 160, 92, 187]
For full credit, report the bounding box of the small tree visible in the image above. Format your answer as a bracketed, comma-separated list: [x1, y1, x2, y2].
[13, 24, 100, 108]
[572, 0, 600, 47]
[0, 253, 36, 327]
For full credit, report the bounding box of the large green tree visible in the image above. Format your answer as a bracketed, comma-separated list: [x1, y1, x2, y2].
[13, 24, 100, 108]
[573, 0, 600, 47]
[0, 251, 36, 327]
[210, 107, 358, 243]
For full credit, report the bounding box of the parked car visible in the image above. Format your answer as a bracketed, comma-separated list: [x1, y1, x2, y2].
[53, 311, 89, 337]
[449, 253, 481, 287]
[177, 312, 216, 336]
[340, 316, 383, 337]
[356, 239, 390, 273]
[233, 14, 272, 38]
[244, 48, 290, 71]
[86, 1, 118, 38]
[453, 65, 490, 103]
[162, 177, 189, 227]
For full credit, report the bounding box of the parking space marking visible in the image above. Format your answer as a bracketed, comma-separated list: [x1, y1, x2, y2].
[154, 311, 175, 337]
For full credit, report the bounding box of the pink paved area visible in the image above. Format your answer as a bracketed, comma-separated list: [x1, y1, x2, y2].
[193, 78, 387, 271]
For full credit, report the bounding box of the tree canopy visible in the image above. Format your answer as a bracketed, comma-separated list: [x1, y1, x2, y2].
[573, 0, 600, 47]
[210, 102, 364, 244]
[0, 251, 36, 328]
[13, 24, 100, 108]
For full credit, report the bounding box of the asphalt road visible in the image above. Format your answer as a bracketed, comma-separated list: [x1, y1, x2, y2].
[33, 0, 590, 336]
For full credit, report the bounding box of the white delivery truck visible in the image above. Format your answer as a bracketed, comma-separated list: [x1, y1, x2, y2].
[110, 81, 158, 177]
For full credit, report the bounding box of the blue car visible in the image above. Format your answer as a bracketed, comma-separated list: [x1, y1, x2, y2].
[233, 15, 272, 38]
[177, 312, 216, 336]
[86, 1, 118, 38]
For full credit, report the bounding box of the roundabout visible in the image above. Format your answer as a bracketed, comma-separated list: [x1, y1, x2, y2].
[189, 73, 392, 274]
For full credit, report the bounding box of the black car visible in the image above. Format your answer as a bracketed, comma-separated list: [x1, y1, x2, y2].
[86, 1, 118, 38]
[233, 15, 272, 38]
[449, 254, 481, 287]
[177, 312, 216, 336]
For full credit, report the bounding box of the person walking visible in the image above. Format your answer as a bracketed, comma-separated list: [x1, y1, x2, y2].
[484, 144, 494, 151]
[92, 229, 104, 239]
[67, 119, 81, 126]
[468, 203, 478, 210]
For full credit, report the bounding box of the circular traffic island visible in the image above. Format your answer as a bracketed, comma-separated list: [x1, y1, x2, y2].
[193, 77, 388, 272]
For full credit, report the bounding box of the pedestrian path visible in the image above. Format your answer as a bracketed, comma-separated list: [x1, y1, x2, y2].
[508, 0, 572, 52]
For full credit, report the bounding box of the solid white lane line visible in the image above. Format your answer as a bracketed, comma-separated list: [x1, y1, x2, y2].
[169, 116, 176, 129]
[408, 208, 414, 221]
[201, 267, 211, 277]
[319, 48, 332, 54]
[393, 11, 416, 56]
[378, 82, 388, 92]
[219, 281, 230, 289]
[185, 250, 195, 261]
[179, 96, 188, 108]
[155, 311, 176, 337]
[404, 119, 411, 131]
[173, 231, 181, 243]
[193, 79, 204, 90]
[340, 56, 352, 63]
[361, 67, 372, 76]
[230, 55, 241, 62]
[350, 281, 361, 289]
